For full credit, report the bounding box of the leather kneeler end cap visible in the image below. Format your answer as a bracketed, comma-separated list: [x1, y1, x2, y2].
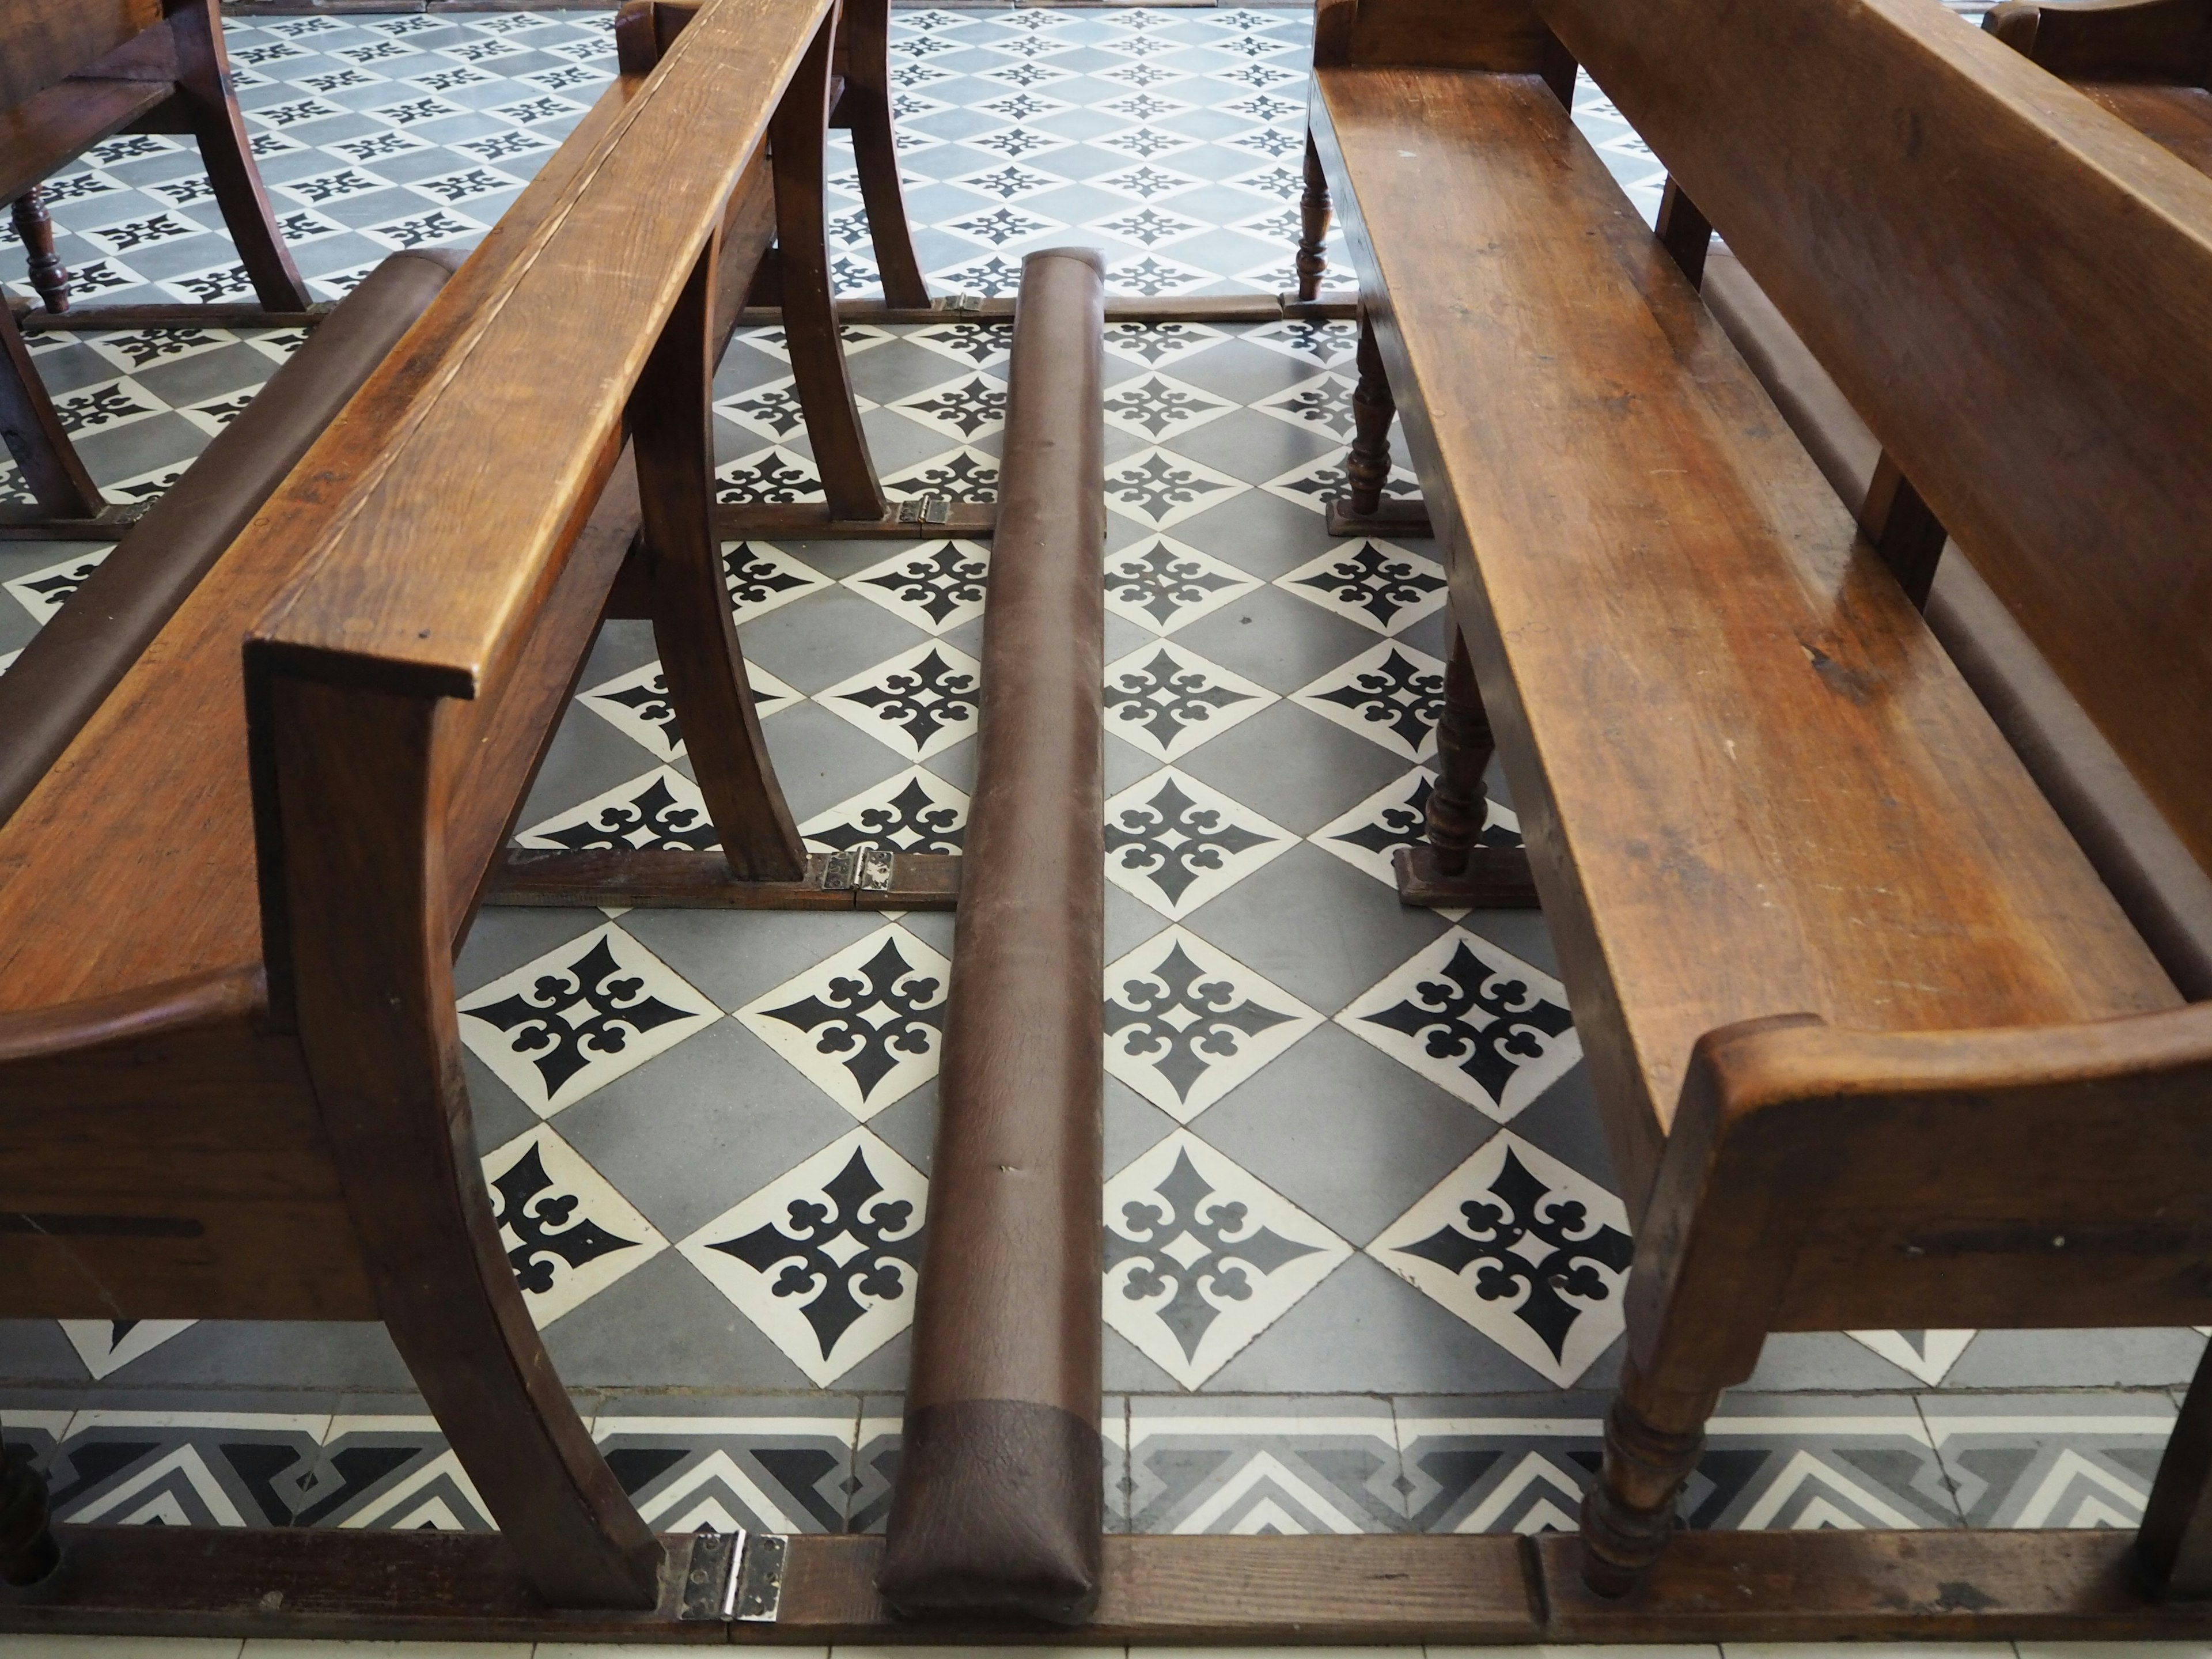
[876, 1399, 1104, 1623]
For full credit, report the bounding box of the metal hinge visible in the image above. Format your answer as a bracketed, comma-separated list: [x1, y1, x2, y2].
[894, 493, 953, 527]
[942, 290, 981, 315]
[819, 847, 895, 893]
[734, 1532, 787, 1621]
[677, 1527, 743, 1620]
[676, 1528, 786, 1623]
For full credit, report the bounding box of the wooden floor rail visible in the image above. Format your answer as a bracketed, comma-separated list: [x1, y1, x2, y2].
[877, 249, 1109, 1624]
[10, 1525, 2212, 1643]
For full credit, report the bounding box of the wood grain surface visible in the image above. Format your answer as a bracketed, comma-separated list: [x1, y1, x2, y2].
[1313, 65, 2175, 1207]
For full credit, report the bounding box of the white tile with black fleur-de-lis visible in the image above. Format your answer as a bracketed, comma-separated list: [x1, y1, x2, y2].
[575, 657, 798, 762]
[456, 922, 722, 1118]
[1244, 316, 1359, 369]
[1100, 372, 1238, 444]
[1250, 371, 1357, 444]
[1103, 639, 1275, 763]
[715, 444, 824, 507]
[845, 540, 991, 634]
[1103, 535, 1260, 636]
[1262, 452, 1423, 517]
[1104, 926, 1319, 1122]
[1309, 767, 1523, 888]
[1104, 320, 1226, 370]
[908, 320, 1015, 369]
[881, 446, 1000, 505]
[737, 923, 950, 1119]
[722, 541, 830, 622]
[6, 549, 113, 623]
[798, 766, 968, 858]
[1368, 1131, 1631, 1387]
[1104, 445, 1248, 529]
[1278, 540, 1450, 635]
[713, 376, 851, 444]
[1105, 1129, 1350, 1390]
[483, 1124, 668, 1327]
[887, 373, 1008, 443]
[1291, 639, 1448, 760]
[515, 767, 719, 854]
[820, 639, 983, 762]
[679, 1128, 927, 1387]
[1104, 767, 1293, 920]
[1338, 928, 1583, 1123]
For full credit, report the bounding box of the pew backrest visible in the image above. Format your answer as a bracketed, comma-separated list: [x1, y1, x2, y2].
[1536, 0, 2212, 885]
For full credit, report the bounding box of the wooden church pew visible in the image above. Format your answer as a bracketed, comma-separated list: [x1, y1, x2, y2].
[1306, 0, 2212, 1601]
[0, 0, 885, 1611]
[2, 0, 312, 534]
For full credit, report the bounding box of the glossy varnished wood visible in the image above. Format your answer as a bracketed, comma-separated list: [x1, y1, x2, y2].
[1541, 0, 2212, 880]
[1313, 66, 2175, 1203]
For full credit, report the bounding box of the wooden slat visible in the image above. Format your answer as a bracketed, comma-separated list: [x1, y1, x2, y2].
[250, 0, 832, 700]
[1540, 0, 2212, 881]
[2082, 81, 2212, 176]
[1312, 68, 2176, 1205]
[17, 1527, 2212, 1643]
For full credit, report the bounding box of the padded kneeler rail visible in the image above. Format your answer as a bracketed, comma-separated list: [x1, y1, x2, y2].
[877, 247, 1108, 1624]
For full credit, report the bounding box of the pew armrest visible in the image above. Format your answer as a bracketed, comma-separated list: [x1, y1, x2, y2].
[1629, 1005, 2212, 1393]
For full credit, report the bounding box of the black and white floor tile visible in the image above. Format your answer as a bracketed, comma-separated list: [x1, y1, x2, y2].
[3, 1, 2202, 1557]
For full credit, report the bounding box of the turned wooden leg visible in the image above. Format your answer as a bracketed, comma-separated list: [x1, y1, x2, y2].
[0, 1444, 59, 1587]
[1296, 132, 1332, 303]
[12, 190, 69, 315]
[1346, 309, 1394, 518]
[634, 236, 808, 882]
[838, 0, 929, 309]
[775, 5, 887, 524]
[169, 0, 313, 310]
[1426, 628, 1492, 877]
[1392, 623, 1539, 908]
[1579, 1356, 1720, 1597]
[2139, 1330, 2212, 1597]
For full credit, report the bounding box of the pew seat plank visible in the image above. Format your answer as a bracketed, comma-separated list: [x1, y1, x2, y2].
[1311, 64, 2176, 1203]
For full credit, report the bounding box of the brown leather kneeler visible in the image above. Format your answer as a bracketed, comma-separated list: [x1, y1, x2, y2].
[0, 248, 464, 828]
[877, 247, 1108, 1624]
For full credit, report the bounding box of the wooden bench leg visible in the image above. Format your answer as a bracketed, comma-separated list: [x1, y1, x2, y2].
[12, 189, 69, 315]
[837, 0, 930, 310]
[0, 1442, 59, 1588]
[1296, 132, 1332, 304]
[170, 0, 313, 312]
[1394, 626, 1540, 908]
[1327, 308, 1433, 538]
[635, 234, 809, 885]
[734, 6, 895, 538]
[1580, 1356, 1723, 1597]
[267, 683, 665, 1610]
[2138, 1328, 2212, 1597]
[0, 301, 105, 521]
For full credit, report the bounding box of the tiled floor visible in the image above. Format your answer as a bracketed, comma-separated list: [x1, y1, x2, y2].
[1, 2, 2200, 1556]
